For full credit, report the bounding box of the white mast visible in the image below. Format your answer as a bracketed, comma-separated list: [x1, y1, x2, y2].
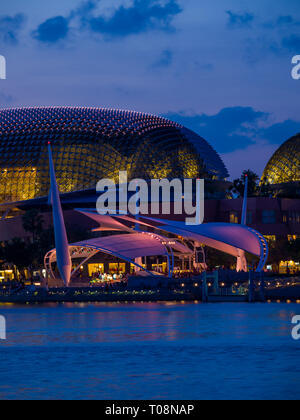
[48, 143, 72, 286]
[241, 174, 249, 226]
[237, 174, 248, 272]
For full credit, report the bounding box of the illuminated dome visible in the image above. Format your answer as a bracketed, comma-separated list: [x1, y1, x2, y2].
[0, 107, 228, 203]
[262, 133, 300, 184]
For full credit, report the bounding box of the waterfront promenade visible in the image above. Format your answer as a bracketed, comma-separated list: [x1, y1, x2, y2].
[0, 276, 299, 304]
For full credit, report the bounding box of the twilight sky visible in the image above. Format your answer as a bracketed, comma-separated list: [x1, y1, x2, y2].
[0, 0, 299, 178]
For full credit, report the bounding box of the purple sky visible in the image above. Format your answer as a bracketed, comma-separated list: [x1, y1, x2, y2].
[0, 0, 299, 179]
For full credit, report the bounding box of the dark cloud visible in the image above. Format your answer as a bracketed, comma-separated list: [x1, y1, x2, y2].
[153, 49, 173, 68]
[0, 13, 26, 45]
[82, 0, 182, 38]
[71, 0, 97, 19]
[32, 16, 70, 43]
[276, 15, 300, 27]
[277, 15, 294, 25]
[198, 63, 214, 71]
[256, 15, 300, 54]
[32, 0, 182, 44]
[262, 15, 300, 32]
[230, 11, 300, 60]
[226, 10, 254, 28]
[165, 107, 267, 153]
[0, 92, 15, 105]
[262, 120, 300, 145]
[282, 34, 300, 52]
[165, 107, 300, 153]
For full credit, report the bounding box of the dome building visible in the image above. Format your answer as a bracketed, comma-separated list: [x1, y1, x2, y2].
[0, 107, 228, 204]
[262, 133, 300, 185]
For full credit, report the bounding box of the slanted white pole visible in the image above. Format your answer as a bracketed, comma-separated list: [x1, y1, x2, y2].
[241, 174, 249, 226]
[237, 174, 249, 272]
[48, 142, 71, 287]
[134, 181, 142, 272]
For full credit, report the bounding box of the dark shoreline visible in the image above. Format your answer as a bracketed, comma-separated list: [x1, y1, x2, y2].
[0, 288, 198, 304]
[0, 285, 299, 304]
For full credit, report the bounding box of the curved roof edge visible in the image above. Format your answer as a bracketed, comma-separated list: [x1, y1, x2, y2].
[180, 127, 229, 179]
[0, 106, 229, 181]
[261, 133, 300, 184]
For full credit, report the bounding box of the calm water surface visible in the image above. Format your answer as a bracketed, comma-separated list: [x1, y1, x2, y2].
[0, 302, 299, 400]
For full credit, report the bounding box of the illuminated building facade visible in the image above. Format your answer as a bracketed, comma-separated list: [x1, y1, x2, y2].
[0, 107, 228, 204]
[0, 107, 298, 278]
[262, 133, 300, 184]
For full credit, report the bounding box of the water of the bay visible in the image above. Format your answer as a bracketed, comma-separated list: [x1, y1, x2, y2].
[0, 302, 299, 400]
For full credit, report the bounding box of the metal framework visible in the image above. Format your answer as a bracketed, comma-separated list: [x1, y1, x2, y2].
[44, 213, 269, 284]
[262, 134, 300, 184]
[245, 226, 269, 272]
[115, 215, 270, 273]
[44, 232, 187, 281]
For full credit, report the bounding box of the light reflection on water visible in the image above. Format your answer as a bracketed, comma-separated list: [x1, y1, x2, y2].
[0, 302, 299, 400]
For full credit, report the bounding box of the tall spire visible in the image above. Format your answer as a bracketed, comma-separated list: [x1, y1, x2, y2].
[237, 174, 248, 272]
[48, 143, 72, 286]
[241, 174, 249, 226]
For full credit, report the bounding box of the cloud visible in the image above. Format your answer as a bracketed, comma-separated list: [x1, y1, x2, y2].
[0, 92, 15, 106]
[261, 120, 300, 144]
[85, 0, 182, 38]
[248, 15, 300, 56]
[0, 13, 26, 45]
[32, 16, 70, 43]
[165, 107, 268, 153]
[32, 0, 182, 44]
[165, 107, 300, 154]
[153, 49, 173, 68]
[277, 15, 294, 26]
[276, 15, 300, 27]
[226, 10, 254, 28]
[282, 34, 300, 52]
[197, 63, 214, 71]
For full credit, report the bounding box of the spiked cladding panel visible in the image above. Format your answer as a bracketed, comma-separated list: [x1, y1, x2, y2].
[0, 107, 229, 203]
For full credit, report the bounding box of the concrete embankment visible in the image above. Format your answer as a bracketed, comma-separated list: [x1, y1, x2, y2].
[265, 286, 300, 301]
[0, 288, 199, 304]
[0, 285, 299, 304]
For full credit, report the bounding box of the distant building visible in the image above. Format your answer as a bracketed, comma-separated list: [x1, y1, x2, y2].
[205, 197, 300, 274]
[261, 133, 300, 198]
[205, 197, 300, 238]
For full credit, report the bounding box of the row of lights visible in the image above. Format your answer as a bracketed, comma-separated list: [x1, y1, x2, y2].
[181, 282, 229, 288]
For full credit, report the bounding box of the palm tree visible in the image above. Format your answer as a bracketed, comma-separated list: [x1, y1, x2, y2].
[230, 170, 260, 198]
[22, 209, 44, 242]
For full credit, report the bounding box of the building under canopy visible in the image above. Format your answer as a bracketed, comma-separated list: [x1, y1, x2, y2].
[44, 210, 269, 283]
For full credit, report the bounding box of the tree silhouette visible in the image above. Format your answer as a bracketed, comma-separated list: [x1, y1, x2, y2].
[22, 209, 44, 242]
[3, 238, 36, 279]
[230, 170, 260, 198]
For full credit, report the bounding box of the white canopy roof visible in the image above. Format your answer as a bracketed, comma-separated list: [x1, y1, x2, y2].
[74, 233, 168, 260]
[45, 211, 268, 278]
[74, 211, 268, 272]
[115, 216, 268, 272]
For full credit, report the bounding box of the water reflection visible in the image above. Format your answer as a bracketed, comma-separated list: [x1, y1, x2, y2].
[0, 302, 297, 346]
[0, 302, 299, 400]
